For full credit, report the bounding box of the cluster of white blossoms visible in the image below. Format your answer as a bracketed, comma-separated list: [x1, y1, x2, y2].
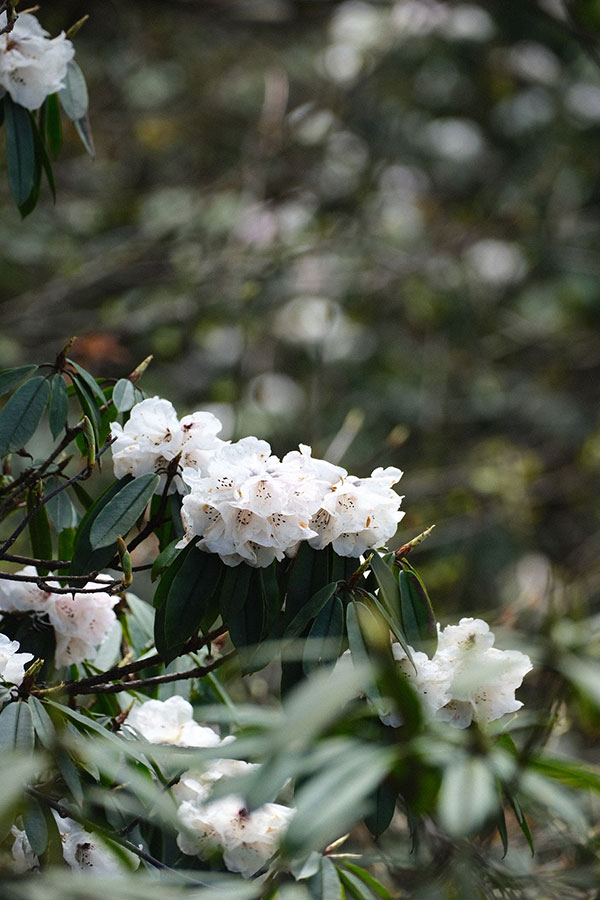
[111, 398, 405, 567]
[0, 568, 118, 667]
[0, 12, 75, 111]
[110, 397, 225, 493]
[387, 617, 533, 729]
[11, 811, 138, 874]
[127, 696, 294, 878]
[0, 633, 33, 687]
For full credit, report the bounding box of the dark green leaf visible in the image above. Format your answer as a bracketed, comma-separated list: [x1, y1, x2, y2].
[71, 481, 94, 511]
[364, 781, 397, 839]
[68, 360, 106, 406]
[162, 549, 223, 649]
[284, 541, 317, 621]
[71, 374, 101, 451]
[507, 791, 534, 856]
[283, 582, 338, 642]
[0, 701, 34, 752]
[23, 796, 48, 856]
[58, 526, 76, 563]
[45, 476, 79, 533]
[338, 869, 376, 900]
[58, 61, 89, 120]
[89, 473, 159, 549]
[0, 365, 38, 397]
[151, 538, 181, 582]
[48, 373, 68, 438]
[43, 93, 62, 157]
[57, 751, 83, 805]
[369, 552, 402, 628]
[69, 476, 133, 578]
[30, 110, 55, 200]
[303, 594, 344, 674]
[4, 96, 36, 207]
[112, 378, 136, 412]
[0, 376, 50, 457]
[341, 865, 394, 900]
[27, 487, 53, 575]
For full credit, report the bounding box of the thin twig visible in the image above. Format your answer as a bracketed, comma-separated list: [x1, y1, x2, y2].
[59, 652, 235, 696]
[0, 571, 115, 586]
[0, 552, 70, 569]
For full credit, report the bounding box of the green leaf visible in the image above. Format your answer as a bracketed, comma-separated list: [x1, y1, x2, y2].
[341, 865, 393, 900]
[30, 110, 56, 201]
[438, 756, 498, 837]
[71, 375, 101, 451]
[506, 790, 534, 856]
[112, 378, 136, 412]
[69, 476, 134, 578]
[283, 582, 338, 642]
[58, 526, 76, 563]
[369, 552, 402, 628]
[74, 113, 95, 158]
[57, 751, 83, 805]
[0, 701, 34, 752]
[43, 92, 63, 157]
[162, 549, 223, 649]
[0, 365, 38, 397]
[364, 781, 397, 839]
[529, 756, 600, 793]
[151, 538, 180, 582]
[303, 594, 344, 674]
[284, 541, 317, 621]
[23, 795, 48, 856]
[338, 870, 376, 900]
[4, 96, 36, 207]
[397, 561, 437, 653]
[345, 600, 382, 707]
[0, 376, 50, 457]
[0, 753, 42, 823]
[318, 857, 344, 900]
[27, 487, 53, 575]
[67, 360, 106, 406]
[89, 473, 159, 549]
[48, 373, 68, 438]
[28, 696, 56, 750]
[45, 476, 79, 533]
[58, 61, 89, 121]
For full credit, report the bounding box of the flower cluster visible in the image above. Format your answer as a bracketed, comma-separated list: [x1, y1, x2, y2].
[110, 397, 225, 493]
[0, 12, 74, 111]
[112, 398, 405, 566]
[0, 633, 33, 687]
[127, 696, 294, 878]
[0, 568, 118, 667]
[387, 617, 533, 729]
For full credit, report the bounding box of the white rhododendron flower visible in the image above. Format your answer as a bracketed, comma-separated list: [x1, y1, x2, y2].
[308, 466, 405, 557]
[180, 437, 327, 567]
[388, 617, 532, 729]
[177, 794, 294, 878]
[10, 827, 39, 874]
[52, 811, 138, 872]
[127, 696, 223, 748]
[0, 633, 33, 686]
[110, 397, 224, 492]
[0, 12, 75, 110]
[0, 568, 118, 668]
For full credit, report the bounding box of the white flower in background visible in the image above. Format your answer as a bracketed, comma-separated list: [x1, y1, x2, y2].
[127, 696, 223, 748]
[386, 618, 532, 729]
[0, 565, 52, 615]
[0, 12, 75, 111]
[177, 794, 294, 878]
[180, 437, 326, 567]
[110, 397, 224, 493]
[434, 618, 533, 728]
[308, 466, 405, 557]
[10, 827, 38, 874]
[0, 568, 118, 668]
[0, 633, 33, 686]
[52, 811, 138, 872]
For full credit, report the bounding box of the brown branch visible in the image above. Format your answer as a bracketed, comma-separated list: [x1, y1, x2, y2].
[65, 624, 228, 691]
[0, 553, 70, 569]
[58, 651, 235, 696]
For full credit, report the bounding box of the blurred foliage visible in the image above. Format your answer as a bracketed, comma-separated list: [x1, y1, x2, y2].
[2, 0, 600, 746]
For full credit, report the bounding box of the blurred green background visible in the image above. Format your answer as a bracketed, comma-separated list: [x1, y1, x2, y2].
[2, 0, 600, 623]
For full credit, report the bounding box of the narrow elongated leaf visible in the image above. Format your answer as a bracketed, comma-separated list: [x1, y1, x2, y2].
[364, 781, 397, 840]
[28, 696, 56, 750]
[340, 864, 393, 900]
[0, 701, 34, 752]
[48, 373, 68, 438]
[506, 790, 534, 855]
[112, 378, 136, 412]
[0, 376, 50, 457]
[345, 601, 382, 707]
[369, 552, 402, 628]
[438, 757, 498, 837]
[23, 796, 48, 856]
[0, 365, 37, 397]
[89, 473, 159, 549]
[67, 360, 106, 405]
[27, 487, 53, 575]
[4, 96, 36, 207]
[397, 561, 437, 653]
[45, 476, 79, 533]
[58, 526, 76, 563]
[30, 110, 55, 200]
[74, 113, 95, 158]
[43, 92, 62, 157]
[57, 751, 83, 805]
[284, 541, 317, 620]
[338, 870, 376, 900]
[58, 61, 89, 120]
[320, 857, 344, 900]
[151, 538, 181, 582]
